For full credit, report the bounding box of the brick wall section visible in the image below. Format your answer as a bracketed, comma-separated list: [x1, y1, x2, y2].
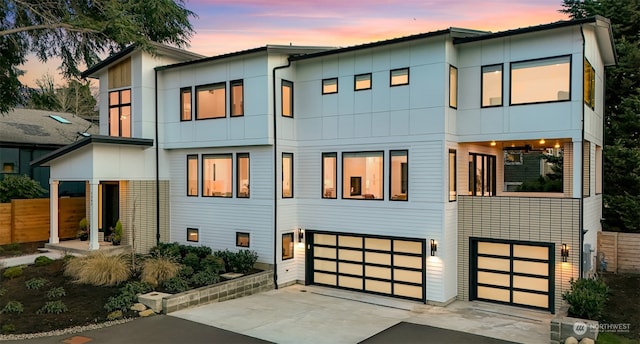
[458, 196, 580, 313]
[162, 270, 274, 314]
[120, 180, 170, 254]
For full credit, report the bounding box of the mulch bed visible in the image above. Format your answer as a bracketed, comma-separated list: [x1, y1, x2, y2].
[0, 242, 46, 258]
[601, 273, 640, 340]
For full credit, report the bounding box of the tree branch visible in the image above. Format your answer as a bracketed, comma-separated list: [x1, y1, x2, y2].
[0, 23, 101, 37]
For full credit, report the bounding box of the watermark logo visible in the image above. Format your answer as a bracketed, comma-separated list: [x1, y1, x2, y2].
[573, 321, 588, 335]
[573, 321, 631, 335]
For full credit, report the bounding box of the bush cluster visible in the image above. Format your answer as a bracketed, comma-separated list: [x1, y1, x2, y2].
[2, 265, 24, 279]
[1, 301, 24, 314]
[104, 281, 153, 312]
[562, 277, 609, 320]
[25, 278, 49, 290]
[37, 300, 68, 314]
[214, 249, 258, 274]
[34, 256, 54, 266]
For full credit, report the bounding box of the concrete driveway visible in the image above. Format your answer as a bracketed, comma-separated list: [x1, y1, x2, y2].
[171, 284, 553, 344]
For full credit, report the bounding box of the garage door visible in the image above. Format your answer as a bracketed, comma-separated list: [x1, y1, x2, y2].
[470, 238, 554, 311]
[307, 231, 425, 301]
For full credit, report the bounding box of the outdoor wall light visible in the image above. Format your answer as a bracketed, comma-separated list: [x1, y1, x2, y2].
[430, 239, 438, 256]
[561, 243, 569, 262]
[297, 228, 304, 243]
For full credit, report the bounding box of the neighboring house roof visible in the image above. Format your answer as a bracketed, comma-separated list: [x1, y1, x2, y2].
[0, 108, 99, 148]
[30, 135, 154, 167]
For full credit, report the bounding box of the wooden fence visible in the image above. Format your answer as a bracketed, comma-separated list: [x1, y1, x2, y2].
[0, 197, 85, 245]
[598, 231, 640, 273]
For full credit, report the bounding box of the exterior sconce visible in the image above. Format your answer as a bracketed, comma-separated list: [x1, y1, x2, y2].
[298, 228, 304, 243]
[430, 239, 437, 256]
[561, 244, 569, 262]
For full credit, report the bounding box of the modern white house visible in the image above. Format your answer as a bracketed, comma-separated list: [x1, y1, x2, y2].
[33, 16, 616, 313]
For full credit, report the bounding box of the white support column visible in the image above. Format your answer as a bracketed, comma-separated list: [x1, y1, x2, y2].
[89, 181, 100, 250]
[49, 180, 59, 244]
[573, 140, 583, 198]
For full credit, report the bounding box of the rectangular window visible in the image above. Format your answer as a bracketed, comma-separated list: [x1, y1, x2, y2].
[390, 150, 408, 201]
[202, 154, 232, 197]
[595, 145, 602, 194]
[449, 149, 457, 201]
[282, 233, 294, 260]
[187, 155, 198, 197]
[196, 82, 226, 119]
[108, 89, 131, 137]
[510, 55, 571, 105]
[236, 232, 250, 248]
[282, 153, 293, 198]
[230, 79, 244, 117]
[468, 153, 496, 196]
[584, 58, 595, 109]
[187, 228, 199, 242]
[322, 78, 338, 94]
[354, 73, 372, 91]
[449, 65, 458, 109]
[390, 68, 409, 86]
[322, 152, 337, 199]
[583, 141, 590, 197]
[237, 153, 250, 198]
[482, 64, 503, 107]
[282, 80, 293, 117]
[343, 151, 383, 200]
[180, 87, 192, 121]
[503, 148, 563, 193]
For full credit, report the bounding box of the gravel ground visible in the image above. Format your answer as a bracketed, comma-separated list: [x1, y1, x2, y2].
[0, 318, 134, 341]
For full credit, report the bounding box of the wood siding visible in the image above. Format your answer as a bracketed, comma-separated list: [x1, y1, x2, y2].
[598, 232, 640, 273]
[108, 57, 132, 89]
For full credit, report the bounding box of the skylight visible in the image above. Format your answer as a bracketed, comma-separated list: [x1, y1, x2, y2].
[49, 115, 71, 124]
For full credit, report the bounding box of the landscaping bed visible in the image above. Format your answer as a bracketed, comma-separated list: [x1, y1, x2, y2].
[601, 273, 640, 340]
[0, 241, 46, 258]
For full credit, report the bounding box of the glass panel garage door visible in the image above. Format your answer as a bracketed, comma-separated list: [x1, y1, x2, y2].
[308, 232, 425, 302]
[471, 238, 554, 312]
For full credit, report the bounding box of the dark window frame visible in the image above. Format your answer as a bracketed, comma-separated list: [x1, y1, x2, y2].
[390, 68, 409, 87]
[195, 82, 227, 120]
[187, 154, 198, 197]
[584, 58, 595, 110]
[108, 88, 132, 137]
[322, 78, 338, 95]
[481, 64, 504, 108]
[180, 87, 192, 121]
[354, 73, 372, 91]
[281, 80, 294, 117]
[389, 150, 408, 201]
[583, 141, 591, 198]
[282, 152, 294, 198]
[187, 228, 199, 242]
[468, 153, 496, 197]
[449, 149, 457, 202]
[236, 152, 250, 198]
[230, 79, 244, 117]
[341, 151, 384, 200]
[282, 232, 294, 260]
[201, 153, 233, 198]
[449, 65, 458, 109]
[236, 232, 250, 248]
[509, 54, 572, 106]
[322, 152, 337, 199]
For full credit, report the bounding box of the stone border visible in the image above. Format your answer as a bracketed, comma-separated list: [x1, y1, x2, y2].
[550, 315, 598, 344]
[162, 270, 274, 314]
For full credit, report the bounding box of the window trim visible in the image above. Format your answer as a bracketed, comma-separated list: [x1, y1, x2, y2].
[322, 78, 338, 95]
[281, 79, 293, 117]
[509, 54, 572, 106]
[230, 79, 244, 117]
[584, 58, 595, 110]
[583, 141, 591, 198]
[390, 68, 409, 87]
[449, 149, 457, 202]
[187, 154, 198, 197]
[449, 65, 458, 109]
[236, 152, 250, 198]
[187, 228, 199, 242]
[195, 82, 227, 120]
[354, 73, 372, 91]
[481, 64, 503, 108]
[180, 87, 192, 121]
[342, 151, 384, 200]
[108, 88, 132, 137]
[468, 153, 496, 197]
[282, 232, 294, 260]
[282, 152, 294, 198]
[236, 232, 250, 248]
[389, 150, 408, 201]
[322, 152, 337, 199]
[201, 153, 233, 198]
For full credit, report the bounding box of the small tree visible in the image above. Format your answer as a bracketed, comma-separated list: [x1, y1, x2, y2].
[0, 175, 47, 203]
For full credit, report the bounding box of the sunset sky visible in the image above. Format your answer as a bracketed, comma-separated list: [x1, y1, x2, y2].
[19, 0, 568, 87]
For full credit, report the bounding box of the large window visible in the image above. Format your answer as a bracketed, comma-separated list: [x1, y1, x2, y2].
[390, 68, 409, 86]
[449, 65, 458, 109]
[282, 80, 293, 117]
[584, 58, 595, 109]
[282, 153, 293, 198]
[180, 87, 192, 121]
[449, 150, 457, 201]
[202, 154, 232, 197]
[196, 83, 226, 119]
[354, 73, 372, 91]
[583, 141, 590, 197]
[237, 153, 250, 198]
[108, 89, 131, 137]
[230, 79, 244, 117]
[482, 64, 503, 107]
[342, 151, 383, 200]
[282, 233, 294, 260]
[390, 150, 408, 201]
[187, 155, 198, 196]
[510, 55, 571, 105]
[322, 78, 338, 94]
[322, 152, 337, 199]
[503, 148, 563, 193]
[469, 153, 496, 196]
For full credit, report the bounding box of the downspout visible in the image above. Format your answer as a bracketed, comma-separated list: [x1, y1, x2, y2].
[579, 25, 585, 278]
[155, 69, 161, 246]
[271, 57, 292, 290]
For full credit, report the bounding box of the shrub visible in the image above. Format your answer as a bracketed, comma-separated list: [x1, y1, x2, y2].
[234, 250, 258, 274]
[141, 257, 180, 287]
[37, 300, 68, 314]
[562, 277, 609, 320]
[1, 301, 24, 314]
[25, 277, 49, 290]
[190, 270, 220, 287]
[183, 245, 212, 259]
[104, 294, 132, 312]
[64, 252, 131, 286]
[107, 310, 123, 321]
[213, 250, 234, 273]
[177, 265, 195, 279]
[121, 281, 154, 296]
[34, 255, 54, 266]
[162, 277, 189, 293]
[149, 242, 181, 261]
[183, 252, 200, 271]
[0, 174, 46, 203]
[201, 255, 225, 274]
[46, 287, 66, 299]
[2, 265, 24, 279]
[1, 324, 15, 334]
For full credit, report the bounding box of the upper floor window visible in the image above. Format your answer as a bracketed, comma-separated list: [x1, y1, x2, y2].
[230, 79, 244, 117]
[449, 149, 457, 201]
[343, 151, 383, 200]
[584, 58, 595, 109]
[187, 155, 198, 196]
[390, 150, 408, 201]
[510, 55, 571, 105]
[390, 68, 409, 86]
[322, 78, 338, 94]
[322, 152, 337, 199]
[196, 83, 226, 119]
[282, 153, 293, 198]
[354, 73, 372, 91]
[109, 89, 131, 137]
[469, 153, 496, 196]
[449, 66, 458, 109]
[282, 80, 293, 117]
[202, 154, 232, 197]
[504, 148, 563, 193]
[180, 87, 192, 121]
[237, 153, 250, 198]
[482, 64, 503, 107]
